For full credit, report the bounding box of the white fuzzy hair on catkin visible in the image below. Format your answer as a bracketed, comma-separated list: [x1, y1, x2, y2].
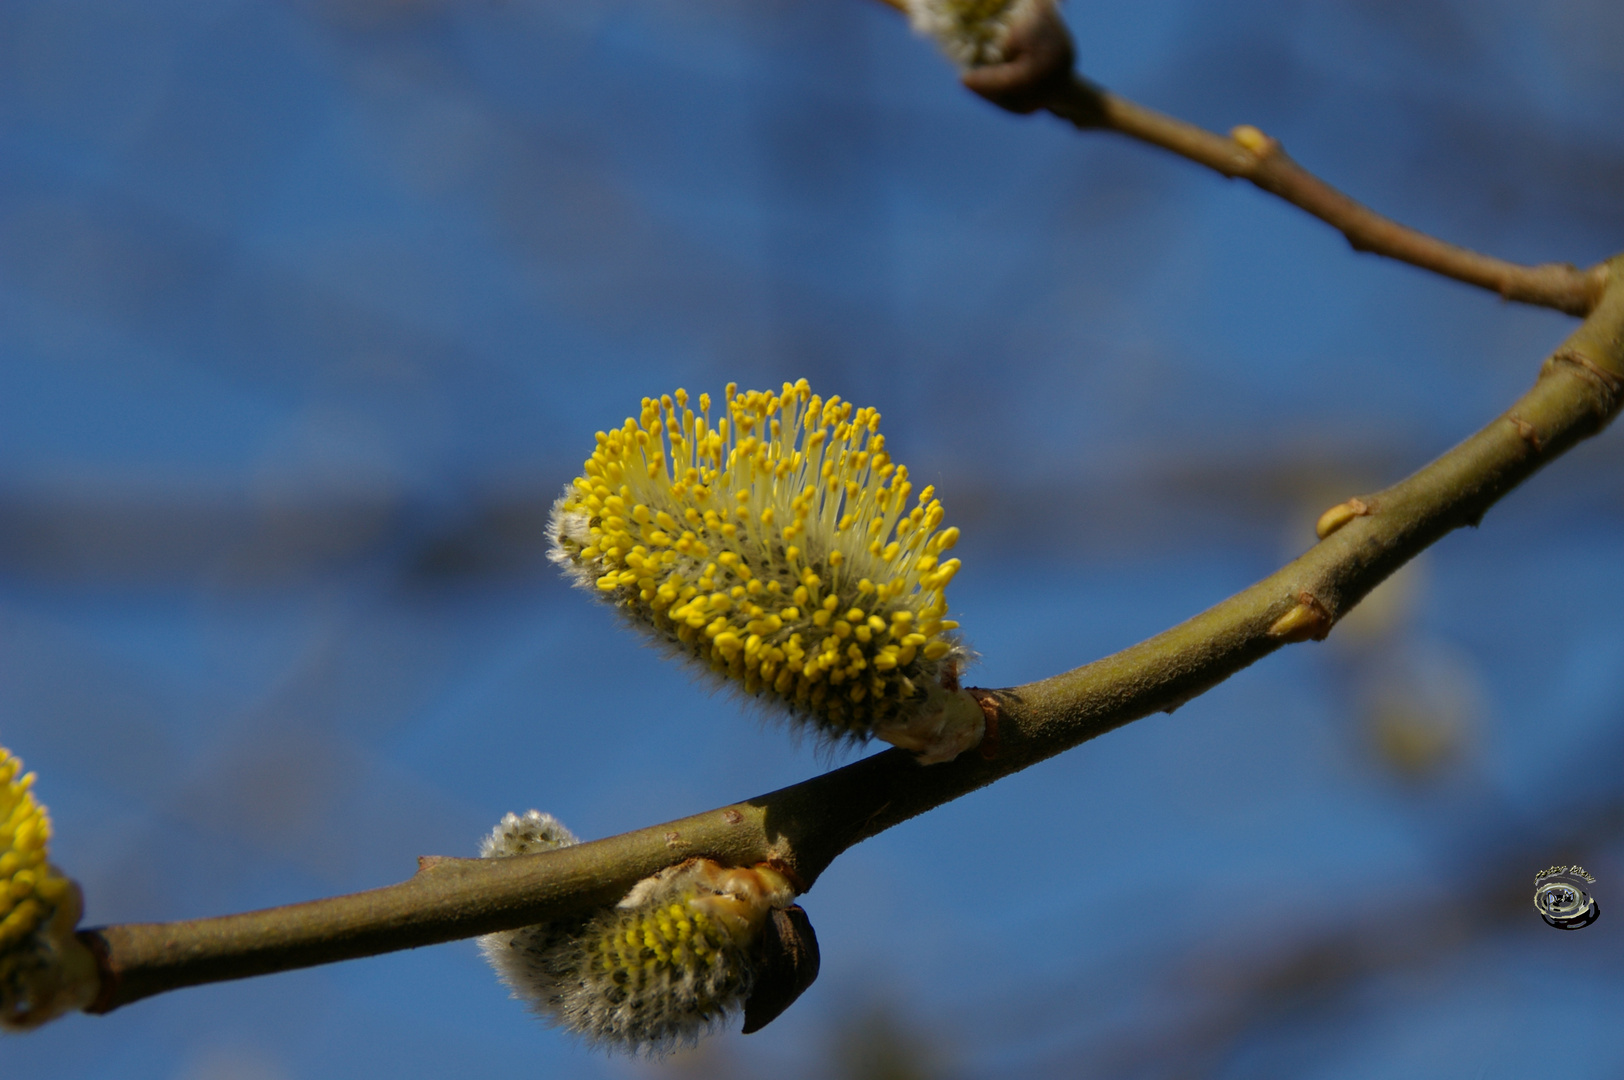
[477, 812, 781, 1056]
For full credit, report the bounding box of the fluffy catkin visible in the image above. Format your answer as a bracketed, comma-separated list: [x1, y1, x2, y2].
[478, 812, 798, 1055]
[548, 380, 984, 763]
[904, 0, 1048, 67]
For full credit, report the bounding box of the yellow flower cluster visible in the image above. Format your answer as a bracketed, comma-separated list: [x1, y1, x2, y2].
[549, 380, 983, 762]
[1, 746, 96, 1030]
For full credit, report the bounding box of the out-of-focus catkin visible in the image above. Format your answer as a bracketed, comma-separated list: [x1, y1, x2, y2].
[904, 0, 1049, 68]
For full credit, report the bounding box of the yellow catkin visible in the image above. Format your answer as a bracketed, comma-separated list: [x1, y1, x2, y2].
[477, 811, 799, 1055]
[549, 381, 984, 763]
[0, 745, 96, 1030]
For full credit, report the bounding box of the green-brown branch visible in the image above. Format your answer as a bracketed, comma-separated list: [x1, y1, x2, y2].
[1044, 78, 1606, 316]
[888, 0, 1605, 316]
[80, 256, 1624, 1015]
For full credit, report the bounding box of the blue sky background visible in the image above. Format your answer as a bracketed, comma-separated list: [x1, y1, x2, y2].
[3, 1, 1624, 1077]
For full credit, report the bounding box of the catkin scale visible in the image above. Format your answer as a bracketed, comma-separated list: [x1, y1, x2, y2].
[478, 811, 813, 1054]
[549, 380, 984, 763]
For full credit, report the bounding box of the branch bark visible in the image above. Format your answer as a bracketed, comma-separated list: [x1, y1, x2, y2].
[81, 256, 1624, 1015]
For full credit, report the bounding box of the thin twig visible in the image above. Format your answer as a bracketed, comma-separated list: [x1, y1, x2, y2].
[883, 0, 1604, 315]
[1044, 78, 1607, 316]
[81, 257, 1624, 1014]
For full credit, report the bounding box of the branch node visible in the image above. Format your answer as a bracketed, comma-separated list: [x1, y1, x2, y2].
[967, 687, 1002, 759]
[1506, 413, 1544, 452]
[77, 930, 118, 1017]
[1314, 497, 1371, 540]
[1267, 592, 1333, 642]
[1229, 124, 1279, 163]
[1544, 347, 1624, 417]
[758, 858, 808, 895]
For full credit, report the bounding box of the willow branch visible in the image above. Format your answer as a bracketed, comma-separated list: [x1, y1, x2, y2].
[884, 0, 1605, 315]
[1044, 78, 1606, 316]
[78, 256, 1624, 1015]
